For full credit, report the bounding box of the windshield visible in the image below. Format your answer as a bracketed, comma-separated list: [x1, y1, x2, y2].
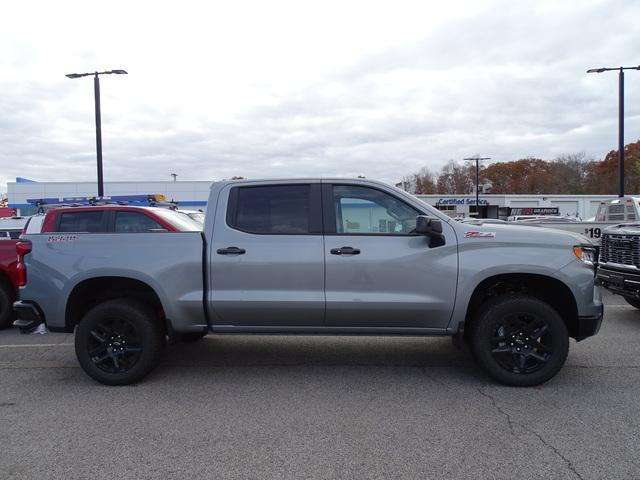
[0, 217, 28, 230]
[152, 209, 203, 231]
[187, 212, 205, 224]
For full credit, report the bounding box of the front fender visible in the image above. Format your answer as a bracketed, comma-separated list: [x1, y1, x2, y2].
[447, 241, 577, 332]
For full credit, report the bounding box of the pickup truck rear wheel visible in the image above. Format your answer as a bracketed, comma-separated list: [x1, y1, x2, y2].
[470, 295, 569, 386]
[75, 300, 166, 385]
[624, 297, 640, 309]
[0, 284, 14, 329]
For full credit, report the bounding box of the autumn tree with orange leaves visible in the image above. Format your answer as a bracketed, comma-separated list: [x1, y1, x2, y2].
[402, 140, 640, 195]
[586, 140, 640, 194]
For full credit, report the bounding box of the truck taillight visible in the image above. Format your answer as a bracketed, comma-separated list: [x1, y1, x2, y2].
[16, 240, 32, 287]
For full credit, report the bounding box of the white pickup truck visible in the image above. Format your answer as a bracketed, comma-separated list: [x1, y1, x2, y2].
[513, 197, 640, 244]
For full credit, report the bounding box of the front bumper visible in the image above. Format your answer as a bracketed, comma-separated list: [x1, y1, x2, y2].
[13, 301, 44, 332]
[596, 264, 640, 298]
[576, 309, 604, 341]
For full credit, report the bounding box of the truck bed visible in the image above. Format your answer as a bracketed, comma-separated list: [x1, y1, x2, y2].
[21, 232, 206, 332]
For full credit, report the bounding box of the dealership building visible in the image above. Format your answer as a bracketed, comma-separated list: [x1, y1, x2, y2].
[7, 179, 619, 220]
[417, 193, 618, 219]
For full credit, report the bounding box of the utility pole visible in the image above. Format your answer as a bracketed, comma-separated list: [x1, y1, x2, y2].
[170, 173, 178, 182]
[587, 65, 640, 197]
[464, 156, 491, 217]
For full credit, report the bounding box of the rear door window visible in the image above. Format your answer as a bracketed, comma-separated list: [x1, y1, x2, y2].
[228, 185, 317, 234]
[57, 211, 106, 232]
[114, 211, 165, 233]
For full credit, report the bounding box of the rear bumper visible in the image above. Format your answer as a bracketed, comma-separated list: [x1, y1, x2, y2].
[13, 301, 44, 331]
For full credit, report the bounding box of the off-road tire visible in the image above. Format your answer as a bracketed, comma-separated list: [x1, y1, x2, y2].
[624, 296, 640, 310]
[470, 294, 569, 387]
[0, 283, 14, 329]
[75, 299, 166, 385]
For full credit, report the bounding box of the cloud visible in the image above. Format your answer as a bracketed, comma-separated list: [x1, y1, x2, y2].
[1, 0, 639, 194]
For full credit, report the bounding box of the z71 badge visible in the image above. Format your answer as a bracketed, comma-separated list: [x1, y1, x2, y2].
[464, 231, 496, 238]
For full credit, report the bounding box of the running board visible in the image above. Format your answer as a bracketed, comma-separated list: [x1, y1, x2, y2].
[208, 325, 449, 336]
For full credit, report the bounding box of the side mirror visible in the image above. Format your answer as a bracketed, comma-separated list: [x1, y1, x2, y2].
[415, 216, 445, 247]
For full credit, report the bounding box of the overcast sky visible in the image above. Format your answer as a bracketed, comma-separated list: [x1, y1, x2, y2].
[1, 0, 639, 193]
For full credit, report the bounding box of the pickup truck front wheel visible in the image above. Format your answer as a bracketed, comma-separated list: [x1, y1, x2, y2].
[470, 295, 569, 386]
[75, 300, 166, 385]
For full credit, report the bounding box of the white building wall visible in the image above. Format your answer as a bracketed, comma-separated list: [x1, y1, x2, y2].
[417, 194, 618, 219]
[8, 181, 214, 215]
[550, 200, 579, 216]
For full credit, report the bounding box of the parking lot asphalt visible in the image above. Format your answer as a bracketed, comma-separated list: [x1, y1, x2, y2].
[1, 291, 639, 480]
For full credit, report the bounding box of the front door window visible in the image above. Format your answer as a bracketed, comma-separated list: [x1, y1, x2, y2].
[333, 185, 419, 235]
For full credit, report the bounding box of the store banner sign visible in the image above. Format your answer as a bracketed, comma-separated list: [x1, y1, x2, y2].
[509, 207, 559, 216]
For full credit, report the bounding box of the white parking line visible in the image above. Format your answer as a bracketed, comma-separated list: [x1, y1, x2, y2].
[0, 343, 73, 348]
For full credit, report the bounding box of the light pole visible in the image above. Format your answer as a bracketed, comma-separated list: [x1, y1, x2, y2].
[464, 156, 491, 217]
[66, 69, 128, 197]
[587, 65, 640, 197]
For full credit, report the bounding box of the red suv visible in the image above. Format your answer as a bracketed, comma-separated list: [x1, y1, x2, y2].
[0, 217, 29, 328]
[39, 205, 202, 234]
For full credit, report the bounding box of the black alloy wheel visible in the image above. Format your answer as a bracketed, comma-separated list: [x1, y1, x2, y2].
[75, 299, 165, 385]
[490, 313, 553, 375]
[87, 317, 143, 374]
[470, 295, 569, 386]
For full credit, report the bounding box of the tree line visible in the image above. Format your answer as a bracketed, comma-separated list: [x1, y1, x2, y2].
[401, 140, 640, 195]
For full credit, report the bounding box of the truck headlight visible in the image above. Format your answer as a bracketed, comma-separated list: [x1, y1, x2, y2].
[573, 246, 597, 266]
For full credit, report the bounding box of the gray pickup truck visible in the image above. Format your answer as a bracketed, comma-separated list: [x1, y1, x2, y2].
[14, 178, 603, 386]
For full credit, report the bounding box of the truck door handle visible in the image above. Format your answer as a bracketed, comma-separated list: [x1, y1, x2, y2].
[330, 246, 360, 255]
[217, 246, 246, 255]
